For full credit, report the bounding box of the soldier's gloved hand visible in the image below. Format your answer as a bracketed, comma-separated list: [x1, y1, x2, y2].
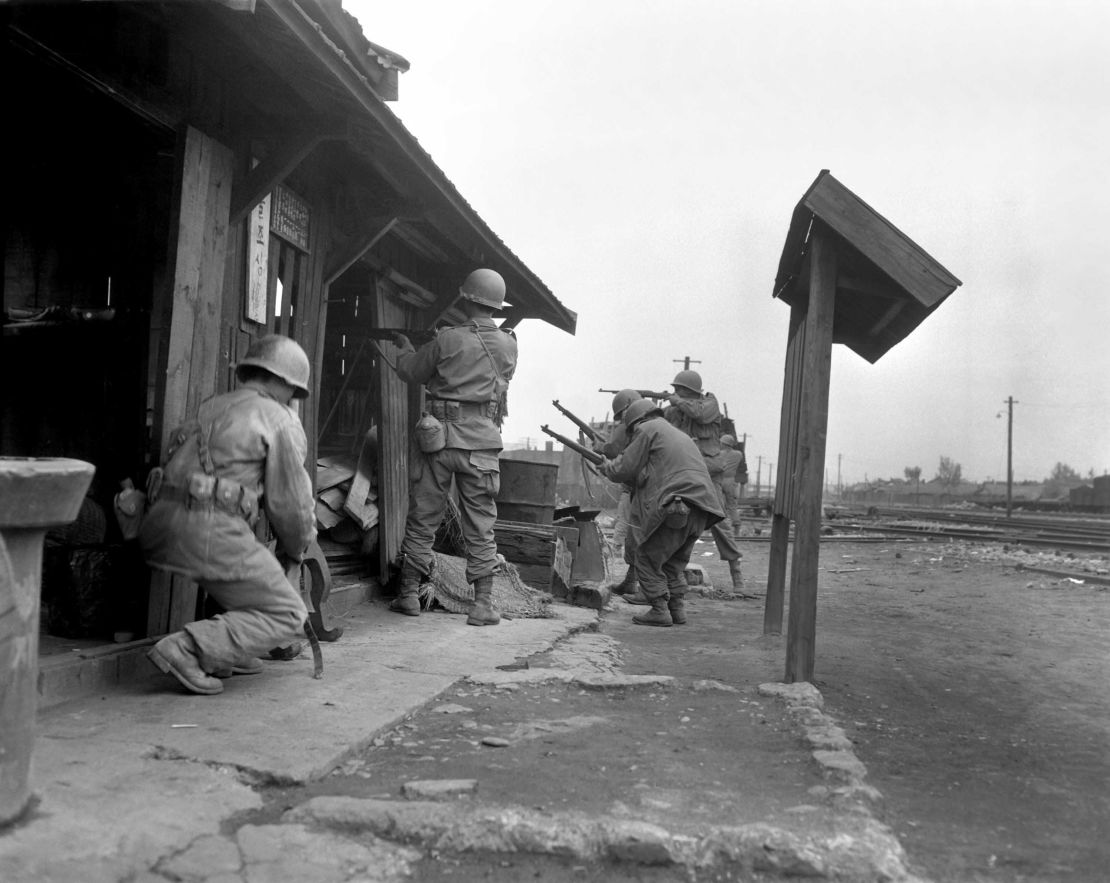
[391, 332, 412, 350]
[667, 393, 681, 406]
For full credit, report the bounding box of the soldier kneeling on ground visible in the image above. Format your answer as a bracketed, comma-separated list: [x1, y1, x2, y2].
[140, 335, 316, 695]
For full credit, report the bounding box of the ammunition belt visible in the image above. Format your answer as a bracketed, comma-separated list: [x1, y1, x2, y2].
[155, 474, 259, 523]
[428, 398, 499, 422]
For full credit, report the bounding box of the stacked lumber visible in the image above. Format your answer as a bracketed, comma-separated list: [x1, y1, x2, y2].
[316, 430, 379, 571]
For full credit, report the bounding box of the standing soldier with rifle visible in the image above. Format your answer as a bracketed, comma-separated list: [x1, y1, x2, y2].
[663, 370, 752, 597]
[390, 268, 517, 626]
[718, 434, 748, 540]
[599, 399, 725, 626]
[140, 335, 317, 695]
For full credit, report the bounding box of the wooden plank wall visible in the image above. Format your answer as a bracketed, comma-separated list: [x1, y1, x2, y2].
[147, 125, 234, 638]
[160, 126, 234, 445]
[294, 208, 328, 486]
[374, 276, 411, 582]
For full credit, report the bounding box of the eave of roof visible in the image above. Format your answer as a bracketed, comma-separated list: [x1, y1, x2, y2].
[265, 0, 576, 335]
[773, 170, 960, 363]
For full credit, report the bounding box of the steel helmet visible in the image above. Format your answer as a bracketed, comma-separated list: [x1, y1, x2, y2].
[622, 398, 662, 429]
[672, 369, 702, 394]
[459, 268, 507, 309]
[611, 388, 642, 417]
[236, 334, 311, 398]
[720, 434, 736, 447]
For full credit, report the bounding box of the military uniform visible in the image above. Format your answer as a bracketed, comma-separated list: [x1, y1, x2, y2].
[599, 420, 636, 555]
[395, 318, 517, 584]
[664, 390, 743, 563]
[602, 414, 724, 619]
[140, 384, 315, 674]
[718, 445, 748, 535]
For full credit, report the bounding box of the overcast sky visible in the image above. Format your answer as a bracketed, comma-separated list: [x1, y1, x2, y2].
[347, 0, 1109, 487]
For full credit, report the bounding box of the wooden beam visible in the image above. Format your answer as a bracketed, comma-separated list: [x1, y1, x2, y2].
[868, 299, 906, 336]
[161, 125, 234, 445]
[785, 222, 837, 684]
[229, 120, 345, 225]
[151, 126, 234, 635]
[323, 218, 397, 286]
[8, 25, 177, 131]
[765, 302, 806, 635]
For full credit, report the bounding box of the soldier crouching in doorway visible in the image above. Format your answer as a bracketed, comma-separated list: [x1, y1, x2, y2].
[140, 335, 316, 695]
[599, 399, 725, 627]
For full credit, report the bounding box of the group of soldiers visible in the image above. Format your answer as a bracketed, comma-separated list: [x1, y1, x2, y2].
[139, 266, 748, 696]
[140, 268, 517, 695]
[595, 373, 753, 628]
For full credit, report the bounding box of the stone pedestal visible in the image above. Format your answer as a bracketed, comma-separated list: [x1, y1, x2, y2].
[0, 457, 95, 825]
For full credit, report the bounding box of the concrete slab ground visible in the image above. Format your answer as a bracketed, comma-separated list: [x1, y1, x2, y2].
[0, 602, 596, 882]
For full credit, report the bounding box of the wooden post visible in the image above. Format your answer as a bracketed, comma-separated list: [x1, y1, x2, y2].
[764, 514, 789, 635]
[764, 303, 805, 635]
[147, 126, 234, 638]
[785, 223, 837, 683]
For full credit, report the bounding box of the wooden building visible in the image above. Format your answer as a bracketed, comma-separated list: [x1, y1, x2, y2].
[1, 1, 576, 647]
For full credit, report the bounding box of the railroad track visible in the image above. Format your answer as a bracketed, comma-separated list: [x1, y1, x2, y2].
[821, 507, 1110, 552]
[728, 507, 1110, 553]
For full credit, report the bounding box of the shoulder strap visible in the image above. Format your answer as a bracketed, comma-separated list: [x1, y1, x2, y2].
[472, 322, 510, 425]
[196, 393, 254, 475]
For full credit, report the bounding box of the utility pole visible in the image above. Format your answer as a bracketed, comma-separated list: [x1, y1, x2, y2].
[1005, 396, 1017, 519]
[755, 455, 763, 498]
[672, 355, 702, 372]
[837, 453, 842, 499]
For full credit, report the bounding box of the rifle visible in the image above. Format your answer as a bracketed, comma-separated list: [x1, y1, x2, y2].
[598, 387, 672, 401]
[552, 400, 602, 443]
[540, 425, 605, 466]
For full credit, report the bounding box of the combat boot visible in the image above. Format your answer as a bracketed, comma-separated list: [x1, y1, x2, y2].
[728, 558, 757, 600]
[612, 566, 638, 596]
[729, 558, 745, 590]
[623, 588, 652, 605]
[390, 560, 422, 616]
[212, 657, 265, 678]
[667, 593, 687, 625]
[467, 575, 501, 626]
[148, 632, 224, 695]
[632, 596, 673, 627]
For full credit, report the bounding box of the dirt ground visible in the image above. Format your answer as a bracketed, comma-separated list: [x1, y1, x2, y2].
[257, 530, 1110, 882]
[807, 536, 1110, 882]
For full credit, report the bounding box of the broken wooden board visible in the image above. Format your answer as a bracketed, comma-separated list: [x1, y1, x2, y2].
[315, 500, 344, 531]
[343, 431, 379, 530]
[317, 455, 357, 492]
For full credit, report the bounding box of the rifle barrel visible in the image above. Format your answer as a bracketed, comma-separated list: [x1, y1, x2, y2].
[540, 424, 604, 465]
[552, 399, 602, 442]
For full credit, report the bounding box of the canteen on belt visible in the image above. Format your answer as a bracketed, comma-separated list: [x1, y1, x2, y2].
[415, 412, 446, 453]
